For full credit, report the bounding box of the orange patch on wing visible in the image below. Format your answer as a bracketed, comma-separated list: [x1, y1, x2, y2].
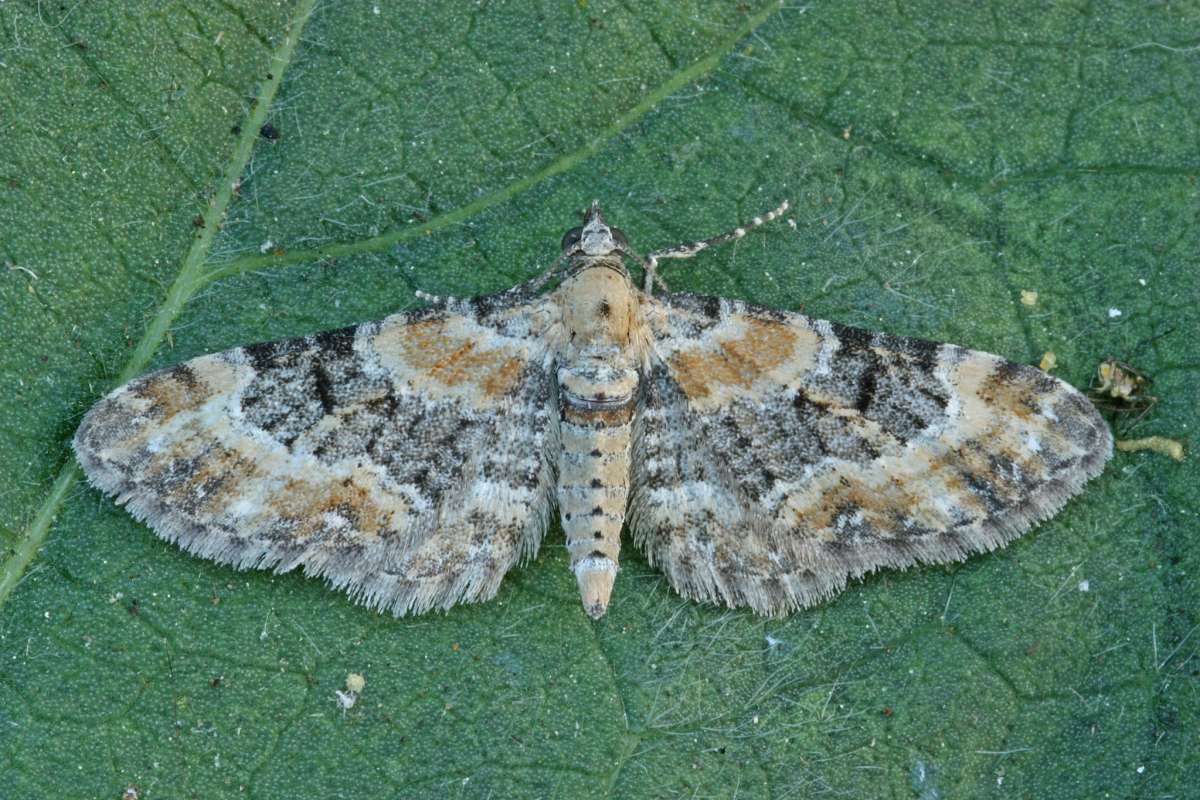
[788, 470, 890, 538]
[670, 318, 806, 401]
[386, 319, 526, 399]
[275, 475, 395, 542]
[146, 436, 260, 513]
[923, 450, 987, 519]
[134, 368, 214, 424]
[954, 358, 1041, 423]
[953, 442, 1023, 507]
[926, 451, 971, 496]
[191, 447, 262, 513]
[998, 442, 1048, 484]
[978, 374, 1040, 421]
[481, 355, 524, 397]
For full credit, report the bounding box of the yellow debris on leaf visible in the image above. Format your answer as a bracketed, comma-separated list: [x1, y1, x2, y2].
[1116, 437, 1185, 462]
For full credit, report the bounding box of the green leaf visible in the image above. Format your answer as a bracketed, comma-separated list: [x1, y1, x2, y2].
[2, 1, 1196, 797]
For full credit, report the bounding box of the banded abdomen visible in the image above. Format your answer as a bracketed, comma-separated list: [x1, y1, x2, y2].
[556, 360, 638, 618]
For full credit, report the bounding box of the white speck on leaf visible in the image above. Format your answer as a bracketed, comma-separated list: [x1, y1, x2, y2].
[335, 689, 357, 714]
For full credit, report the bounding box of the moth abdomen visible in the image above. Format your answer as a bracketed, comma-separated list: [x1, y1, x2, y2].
[555, 362, 638, 619]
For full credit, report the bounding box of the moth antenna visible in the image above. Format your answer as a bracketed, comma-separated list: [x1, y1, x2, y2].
[641, 199, 790, 294]
[414, 289, 455, 307]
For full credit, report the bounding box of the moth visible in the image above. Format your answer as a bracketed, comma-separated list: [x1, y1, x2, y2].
[75, 201, 1112, 619]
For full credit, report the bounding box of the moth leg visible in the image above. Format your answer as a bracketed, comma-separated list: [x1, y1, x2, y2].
[624, 247, 670, 295]
[505, 252, 570, 299]
[641, 199, 790, 294]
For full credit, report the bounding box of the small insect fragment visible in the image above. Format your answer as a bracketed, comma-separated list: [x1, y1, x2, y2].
[1093, 358, 1150, 403]
[1090, 358, 1158, 432]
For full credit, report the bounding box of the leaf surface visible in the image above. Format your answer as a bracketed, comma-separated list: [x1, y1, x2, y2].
[1, 1, 1196, 797]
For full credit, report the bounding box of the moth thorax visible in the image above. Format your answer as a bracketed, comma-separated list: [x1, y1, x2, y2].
[561, 265, 639, 347]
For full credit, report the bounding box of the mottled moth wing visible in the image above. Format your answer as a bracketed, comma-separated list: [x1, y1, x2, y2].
[74, 294, 556, 615]
[632, 293, 1112, 615]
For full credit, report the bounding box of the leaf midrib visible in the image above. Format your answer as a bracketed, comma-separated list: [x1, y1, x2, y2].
[0, 0, 320, 608]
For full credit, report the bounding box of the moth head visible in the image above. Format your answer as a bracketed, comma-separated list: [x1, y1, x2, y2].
[561, 200, 630, 258]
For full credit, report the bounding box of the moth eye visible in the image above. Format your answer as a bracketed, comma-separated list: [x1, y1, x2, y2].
[610, 227, 629, 251]
[561, 226, 583, 252]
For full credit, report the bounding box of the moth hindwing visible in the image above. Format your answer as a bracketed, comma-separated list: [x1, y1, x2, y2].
[75, 200, 1112, 618]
